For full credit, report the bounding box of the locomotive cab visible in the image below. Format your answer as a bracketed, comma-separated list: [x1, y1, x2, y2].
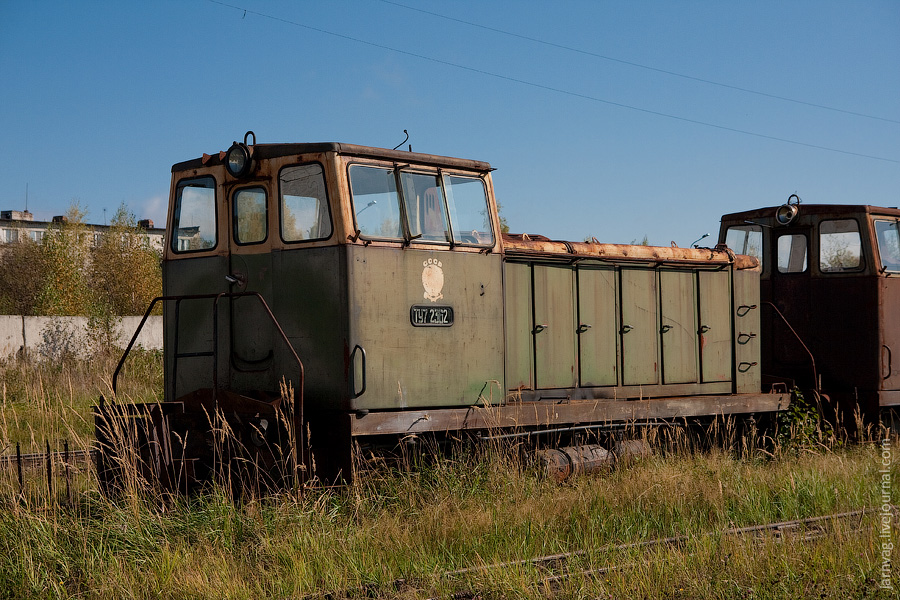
[164, 140, 504, 413]
[719, 200, 900, 423]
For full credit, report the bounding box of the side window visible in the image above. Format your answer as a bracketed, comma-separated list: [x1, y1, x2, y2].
[280, 164, 332, 242]
[172, 177, 217, 253]
[724, 225, 763, 270]
[777, 234, 808, 273]
[446, 175, 494, 246]
[819, 219, 862, 272]
[875, 219, 900, 273]
[233, 187, 267, 245]
[400, 171, 450, 243]
[348, 165, 403, 240]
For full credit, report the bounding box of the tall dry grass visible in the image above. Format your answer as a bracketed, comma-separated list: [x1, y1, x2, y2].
[0, 352, 897, 598]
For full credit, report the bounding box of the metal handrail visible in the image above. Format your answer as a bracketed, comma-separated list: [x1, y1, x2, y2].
[112, 292, 303, 399]
[762, 301, 818, 391]
[111, 291, 307, 484]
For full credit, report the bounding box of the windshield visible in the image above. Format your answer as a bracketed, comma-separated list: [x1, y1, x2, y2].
[348, 165, 493, 247]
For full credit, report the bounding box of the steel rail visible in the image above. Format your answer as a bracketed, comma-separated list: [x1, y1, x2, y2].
[314, 508, 894, 599]
[441, 507, 885, 579]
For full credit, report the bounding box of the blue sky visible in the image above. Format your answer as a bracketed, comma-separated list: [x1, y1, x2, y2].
[1, 1, 897, 246]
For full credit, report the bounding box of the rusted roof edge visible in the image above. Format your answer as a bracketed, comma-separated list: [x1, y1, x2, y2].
[501, 234, 757, 268]
[172, 142, 493, 173]
[722, 204, 900, 221]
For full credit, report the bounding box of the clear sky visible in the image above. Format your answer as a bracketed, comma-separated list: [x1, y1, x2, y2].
[1, 1, 898, 247]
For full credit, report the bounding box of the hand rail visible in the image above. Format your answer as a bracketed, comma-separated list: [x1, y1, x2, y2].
[350, 344, 367, 399]
[762, 301, 818, 392]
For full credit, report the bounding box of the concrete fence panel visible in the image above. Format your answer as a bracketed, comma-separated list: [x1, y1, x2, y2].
[0, 315, 163, 359]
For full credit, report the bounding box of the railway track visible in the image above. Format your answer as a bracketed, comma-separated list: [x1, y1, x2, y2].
[391, 508, 893, 600]
[0, 443, 95, 501]
[0, 445, 95, 474]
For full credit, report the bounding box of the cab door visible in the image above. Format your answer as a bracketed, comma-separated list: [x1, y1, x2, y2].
[770, 228, 813, 385]
[164, 176, 230, 401]
[228, 185, 276, 393]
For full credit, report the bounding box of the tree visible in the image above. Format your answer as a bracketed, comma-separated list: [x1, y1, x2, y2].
[90, 204, 162, 315]
[496, 202, 510, 234]
[0, 239, 48, 314]
[36, 202, 94, 315]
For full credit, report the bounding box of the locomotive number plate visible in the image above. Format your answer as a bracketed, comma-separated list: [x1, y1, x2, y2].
[410, 305, 454, 327]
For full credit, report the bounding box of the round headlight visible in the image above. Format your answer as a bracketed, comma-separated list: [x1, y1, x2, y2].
[775, 203, 799, 226]
[225, 142, 253, 178]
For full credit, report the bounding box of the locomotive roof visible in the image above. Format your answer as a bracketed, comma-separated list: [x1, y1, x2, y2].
[721, 204, 900, 222]
[172, 142, 494, 173]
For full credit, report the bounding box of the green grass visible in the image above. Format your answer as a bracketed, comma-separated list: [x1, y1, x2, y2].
[0, 355, 897, 599]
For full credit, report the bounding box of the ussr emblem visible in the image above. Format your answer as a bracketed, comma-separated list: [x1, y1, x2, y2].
[422, 258, 444, 302]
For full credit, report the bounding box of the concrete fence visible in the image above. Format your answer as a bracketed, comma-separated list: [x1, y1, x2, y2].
[0, 315, 163, 359]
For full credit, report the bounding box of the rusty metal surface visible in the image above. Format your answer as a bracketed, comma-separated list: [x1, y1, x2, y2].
[349, 392, 790, 437]
[719, 203, 899, 420]
[176, 142, 494, 174]
[502, 233, 759, 269]
[536, 444, 614, 482]
[881, 276, 900, 401]
[721, 204, 900, 224]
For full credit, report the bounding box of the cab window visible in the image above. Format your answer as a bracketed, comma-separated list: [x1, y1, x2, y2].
[725, 225, 763, 270]
[233, 187, 267, 245]
[777, 234, 807, 273]
[875, 218, 900, 273]
[446, 175, 493, 246]
[819, 219, 862, 272]
[172, 177, 216, 253]
[400, 171, 450, 243]
[348, 165, 403, 240]
[280, 164, 332, 242]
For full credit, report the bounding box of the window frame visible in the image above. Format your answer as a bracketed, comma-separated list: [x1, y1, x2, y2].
[442, 172, 494, 248]
[231, 185, 269, 246]
[818, 218, 864, 274]
[724, 224, 764, 272]
[171, 176, 218, 254]
[874, 217, 900, 274]
[776, 232, 809, 274]
[347, 161, 494, 248]
[399, 168, 452, 246]
[278, 161, 334, 245]
[347, 163, 406, 242]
